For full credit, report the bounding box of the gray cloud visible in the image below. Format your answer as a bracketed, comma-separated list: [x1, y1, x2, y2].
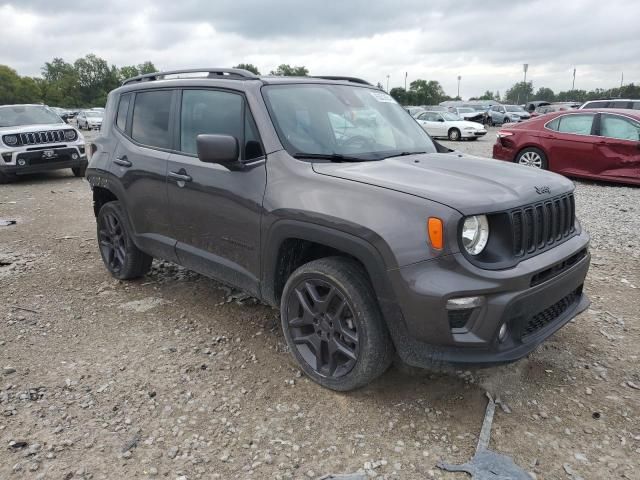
[1, 0, 638, 97]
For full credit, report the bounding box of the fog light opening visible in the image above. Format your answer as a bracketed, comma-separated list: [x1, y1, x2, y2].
[17, 158, 26, 166]
[446, 296, 483, 310]
[498, 323, 508, 343]
[72, 153, 79, 160]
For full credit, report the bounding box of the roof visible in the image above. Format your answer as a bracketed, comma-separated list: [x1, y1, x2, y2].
[121, 68, 373, 88]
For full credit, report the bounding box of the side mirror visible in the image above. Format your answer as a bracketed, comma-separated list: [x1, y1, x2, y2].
[196, 134, 243, 171]
[438, 118, 445, 122]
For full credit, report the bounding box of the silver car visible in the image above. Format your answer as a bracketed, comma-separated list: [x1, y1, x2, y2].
[488, 104, 530, 125]
[76, 110, 104, 130]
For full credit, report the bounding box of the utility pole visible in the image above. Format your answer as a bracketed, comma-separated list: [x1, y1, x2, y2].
[457, 75, 461, 99]
[572, 68, 576, 91]
[386, 74, 390, 92]
[404, 72, 408, 91]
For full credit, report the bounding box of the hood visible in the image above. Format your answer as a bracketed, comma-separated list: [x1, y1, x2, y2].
[460, 111, 483, 119]
[456, 120, 485, 129]
[0, 123, 69, 134]
[312, 153, 574, 214]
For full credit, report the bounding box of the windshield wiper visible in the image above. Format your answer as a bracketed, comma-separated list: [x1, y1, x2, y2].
[384, 151, 426, 159]
[292, 152, 367, 162]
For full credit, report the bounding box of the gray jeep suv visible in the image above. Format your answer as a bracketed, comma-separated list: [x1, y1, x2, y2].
[87, 68, 590, 391]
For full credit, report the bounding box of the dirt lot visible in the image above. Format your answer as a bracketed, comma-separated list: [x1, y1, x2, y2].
[1, 128, 639, 480]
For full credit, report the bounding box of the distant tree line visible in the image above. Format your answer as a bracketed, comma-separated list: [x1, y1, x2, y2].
[2, 55, 637, 108]
[0, 58, 314, 107]
[471, 81, 640, 105]
[0, 55, 157, 108]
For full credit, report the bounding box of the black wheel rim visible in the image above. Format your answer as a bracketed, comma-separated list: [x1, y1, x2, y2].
[98, 211, 126, 273]
[286, 279, 359, 378]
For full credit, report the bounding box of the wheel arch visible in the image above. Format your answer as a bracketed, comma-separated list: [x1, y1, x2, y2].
[261, 220, 396, 310]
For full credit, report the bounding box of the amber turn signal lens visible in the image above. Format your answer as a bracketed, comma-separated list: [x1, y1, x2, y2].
[427, 217, 444, 250]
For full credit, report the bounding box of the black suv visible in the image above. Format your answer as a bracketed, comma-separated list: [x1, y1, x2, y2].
[87, 68, 591, 391]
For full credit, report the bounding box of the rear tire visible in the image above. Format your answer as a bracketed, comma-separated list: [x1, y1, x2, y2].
[280, 257, 394, 391]
[96, 201, 153, 280]
[72, 165, 87, 177]
[515, 147, 548, 169]
[448, 128, 461, 141]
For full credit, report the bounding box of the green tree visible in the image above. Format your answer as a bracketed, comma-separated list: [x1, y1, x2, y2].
[534, 87, 555, 102]
[233, 63, 260, 75]
[477, 90, 497, 101]
[389, 87, 408, 104]
[119, 65, 140, 81]
[0, 65, 24, 105]
[270, 64, 309, 76]
[137, 61, 157, 75]
[407, 79, 447, 105]
[74, 54, 120, 106]
[505, 81, 534, 104]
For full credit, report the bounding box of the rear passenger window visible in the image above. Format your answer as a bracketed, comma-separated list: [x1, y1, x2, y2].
[131, 90, 173, 149]
[179, 89, 244, 156]
[116, 93, 131, 131]
[556, 114, 594, 135]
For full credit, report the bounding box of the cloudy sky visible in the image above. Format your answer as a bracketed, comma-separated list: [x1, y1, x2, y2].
[1, 0, 638, 98]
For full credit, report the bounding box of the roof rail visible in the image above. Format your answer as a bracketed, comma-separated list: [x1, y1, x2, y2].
[122, 68, 258, 86]
[312, 76, 372, 86]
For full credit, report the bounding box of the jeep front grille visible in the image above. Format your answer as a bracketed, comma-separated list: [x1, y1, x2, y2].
[511, 193, 575, 257]
[3, 130, 69, 147]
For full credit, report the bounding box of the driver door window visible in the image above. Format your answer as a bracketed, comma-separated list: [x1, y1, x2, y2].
[600, 114, 640, 141]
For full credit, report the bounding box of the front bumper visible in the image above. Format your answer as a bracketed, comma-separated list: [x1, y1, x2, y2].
[1, 146, 87, 175]
[383, 231, 590, 368]
[461, 130, 487, 138]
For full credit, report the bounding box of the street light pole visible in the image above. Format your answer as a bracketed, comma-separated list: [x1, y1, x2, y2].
[522, 63, 529, 104]
[386, 74, 390, 92]
[572, 68, 576, 91]
[620, 72, 624, 97]
[457, 75, 461, 99]
[404, 72, 408, 91]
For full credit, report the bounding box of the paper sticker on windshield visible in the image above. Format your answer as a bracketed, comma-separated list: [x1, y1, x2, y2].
[370, 91, 396, 103]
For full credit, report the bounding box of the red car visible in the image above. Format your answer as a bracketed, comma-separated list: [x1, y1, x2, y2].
[493, 108, 640, 186]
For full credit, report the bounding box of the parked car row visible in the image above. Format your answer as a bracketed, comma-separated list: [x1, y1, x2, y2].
[493, 108, 640, 186]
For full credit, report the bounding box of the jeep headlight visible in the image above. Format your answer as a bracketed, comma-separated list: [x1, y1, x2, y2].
[3, 135, 18, 146]
[461, 215, 489, 255]
[64, 130, 77, 141]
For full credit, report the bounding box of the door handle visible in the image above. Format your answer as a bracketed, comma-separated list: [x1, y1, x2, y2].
[168, 171, 192, 183]
[114, 155, 132, 167]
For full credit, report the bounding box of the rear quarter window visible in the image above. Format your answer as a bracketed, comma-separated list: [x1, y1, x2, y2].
[116, 93, 131, 131]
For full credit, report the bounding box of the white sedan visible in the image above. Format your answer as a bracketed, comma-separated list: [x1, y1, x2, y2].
[415, 111, 487, 141]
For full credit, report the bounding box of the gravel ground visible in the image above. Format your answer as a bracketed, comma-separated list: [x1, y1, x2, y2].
[0, 128, 638, 479]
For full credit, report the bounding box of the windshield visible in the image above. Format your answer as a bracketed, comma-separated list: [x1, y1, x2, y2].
[85, 111, 102, 118]
[441, 112, 461, 121]
[457, 108, 474, 113]
[262, 84, 437, 160]
[0, 105, 63, 127]
[505, 106, 526, 112]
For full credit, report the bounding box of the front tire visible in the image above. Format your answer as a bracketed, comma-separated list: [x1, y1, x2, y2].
[448, 128, 461, 141]
[0, 171, 17, 184]
[72, 165, 87, 177]
[96, 201, 153, 280]
[515, 147, 548, 169]
[280, 257, 394, 391]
